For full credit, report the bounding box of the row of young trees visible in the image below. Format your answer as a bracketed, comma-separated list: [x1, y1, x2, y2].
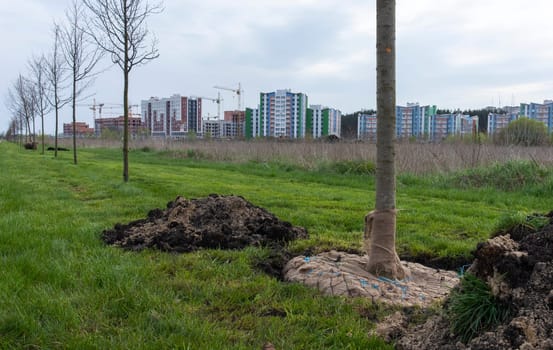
[5, 0, 402, 281]
[5, 0, 162, 182]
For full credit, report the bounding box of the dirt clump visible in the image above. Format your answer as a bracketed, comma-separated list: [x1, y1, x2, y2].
[396, 213, 553, 350]
[102, 194, 308, 253]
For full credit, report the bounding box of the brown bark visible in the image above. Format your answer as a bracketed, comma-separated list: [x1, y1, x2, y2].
[366, 0, 406, 279]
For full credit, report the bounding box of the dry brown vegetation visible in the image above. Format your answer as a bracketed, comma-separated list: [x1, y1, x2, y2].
[57, 137, 553, 175]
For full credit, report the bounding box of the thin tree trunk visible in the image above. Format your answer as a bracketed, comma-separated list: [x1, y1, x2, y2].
[365, 0, 406, 279]
[41, 112, 45, 154]
[55, 101, 59, 158]
[72, 72, 77, 164]
[123, 70, 129, 182]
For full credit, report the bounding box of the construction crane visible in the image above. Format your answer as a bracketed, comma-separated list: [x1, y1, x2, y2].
[193, 93, 223, 119]
[213, 83, 242, 110]
[88, 99, 104, 119]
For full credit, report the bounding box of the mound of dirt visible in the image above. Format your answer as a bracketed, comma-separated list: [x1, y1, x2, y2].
[102, 195, 308, 252]
[396, 213, 553, 350]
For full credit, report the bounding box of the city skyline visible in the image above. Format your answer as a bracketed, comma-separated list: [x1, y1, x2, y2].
[2, 0, 553, 134]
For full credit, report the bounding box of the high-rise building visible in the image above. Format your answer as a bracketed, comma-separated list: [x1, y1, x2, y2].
[141, 95, 203, 137]
[357, 112, 378, 141]
[487, 113, 519, 135]
[245, 108, 260, 138]
[306, 105, 342, 138]
[258, 89, 308, 138]
[396, 103, 437, 139]
[520, 101, 553, 133]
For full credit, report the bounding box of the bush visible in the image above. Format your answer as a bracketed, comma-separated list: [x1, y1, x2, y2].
[447, 274, 512, 343]
[495, 117, 548, 146]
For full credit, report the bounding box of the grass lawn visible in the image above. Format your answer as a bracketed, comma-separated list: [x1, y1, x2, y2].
[1, 142, 552, 349]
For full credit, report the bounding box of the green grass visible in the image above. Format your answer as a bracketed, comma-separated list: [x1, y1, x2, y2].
[447, 274, 512, 343]
[1, 142, 553, 349]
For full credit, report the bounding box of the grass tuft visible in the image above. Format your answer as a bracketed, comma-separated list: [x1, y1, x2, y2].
[447, 274, 512, 343]
[449, 160, 551, 191]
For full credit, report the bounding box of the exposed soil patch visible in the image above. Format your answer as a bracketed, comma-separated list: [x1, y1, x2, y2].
[399, 252, 472, 271]
[102, 195, 308, 252]
[396, 213, 553, 350]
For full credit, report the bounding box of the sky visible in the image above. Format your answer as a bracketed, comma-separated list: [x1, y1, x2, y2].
[2, 0, 553, 134]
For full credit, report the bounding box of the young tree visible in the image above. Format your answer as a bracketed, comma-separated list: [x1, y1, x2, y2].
[7, 74, 37, 146]
[45, 23, 71, 158]
[29, 55, 52, 154]
[364, 0, 407, 279]
[83, 0, 163, 182]
[61, 0, 103, 164]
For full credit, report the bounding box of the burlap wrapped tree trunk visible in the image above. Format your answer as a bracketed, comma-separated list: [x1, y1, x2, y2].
[366, 0, 406, 279]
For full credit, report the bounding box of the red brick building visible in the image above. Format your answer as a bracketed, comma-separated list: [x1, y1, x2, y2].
[63, 121, 94, 136]
[94, 115, 143, 136]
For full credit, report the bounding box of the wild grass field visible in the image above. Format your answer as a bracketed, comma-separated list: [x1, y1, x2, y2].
[2, 140, 553, 349]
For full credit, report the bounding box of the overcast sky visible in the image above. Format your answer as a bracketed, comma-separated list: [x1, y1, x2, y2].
[2, 0, 553, 134]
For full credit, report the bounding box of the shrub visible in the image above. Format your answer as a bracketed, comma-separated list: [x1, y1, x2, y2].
[447, 274, 512, 343]
[494, 117, 548, 146]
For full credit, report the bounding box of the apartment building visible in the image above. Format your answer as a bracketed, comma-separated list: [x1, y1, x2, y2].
[306, 105, 342, 138]
[141, 95, 202, 137]
[245, 108, 260, 138]
[357, 106, 476, 141]
[487, 113, 518, 135]
[520, 101, 553, 133]
[258, 89, 308, 138]
[357, 112, 377, 141]
[203, 111, 245, 139]
[63, 121, 94, 136]
[94, 115, 143, 136]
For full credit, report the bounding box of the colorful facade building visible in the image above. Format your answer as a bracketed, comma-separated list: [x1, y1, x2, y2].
[487, 113, 519, 135]
[357, 105, 476, 141]
[245, 108, 260, 138]
[258, 89, 308, 138]
[520, 101, 553, 133]
[306, 105, 342, 138]
[357, 112, 377, 141]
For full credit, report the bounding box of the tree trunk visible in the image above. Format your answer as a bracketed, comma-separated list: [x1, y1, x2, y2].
[72, 73, 77, 164]
[54, 98, 59, 158]
[41, 111, 45, 155]
[365, 0, 407, 280]
[123, 69, 129, 182]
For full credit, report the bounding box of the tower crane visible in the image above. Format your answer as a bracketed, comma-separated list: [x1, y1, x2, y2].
[88, 99, 105, 119]
[193, 92, 223, 119]
[213, 83, 243, 110]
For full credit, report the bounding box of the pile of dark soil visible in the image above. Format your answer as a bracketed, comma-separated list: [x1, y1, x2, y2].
[102, 195, 308, 253]
[395, 212, 553, 350]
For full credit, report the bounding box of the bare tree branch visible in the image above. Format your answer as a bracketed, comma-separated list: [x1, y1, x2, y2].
[61, 0, 104, 164]
[29, 54, 53, 154]
[83, 0, 163, 182]
[45, 23, 72, 158]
